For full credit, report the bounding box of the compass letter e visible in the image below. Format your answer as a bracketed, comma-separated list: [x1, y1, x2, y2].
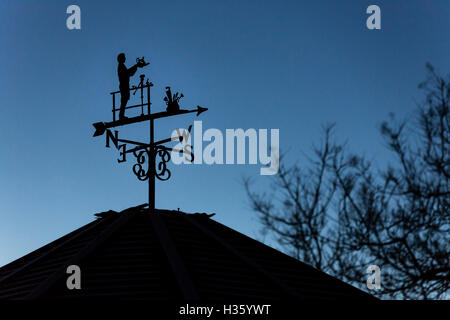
[118, 144, 127, 163]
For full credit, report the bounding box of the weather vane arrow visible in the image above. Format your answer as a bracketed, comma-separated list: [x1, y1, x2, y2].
[92, 105, 207, 137]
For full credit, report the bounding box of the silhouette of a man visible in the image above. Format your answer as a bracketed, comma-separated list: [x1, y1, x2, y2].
[117, 53, 141, 120]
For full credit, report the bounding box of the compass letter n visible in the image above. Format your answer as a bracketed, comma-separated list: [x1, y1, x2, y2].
[106, 130, 119, 149]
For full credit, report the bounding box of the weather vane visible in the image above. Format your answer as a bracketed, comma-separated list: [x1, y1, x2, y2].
[92, 53, 208, 212]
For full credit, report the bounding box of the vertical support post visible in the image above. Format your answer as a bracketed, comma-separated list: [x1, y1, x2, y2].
[147, 84, 151, 112]
[112, 93, 116, 122]
[147, 83, 155, 213]
[149, 118, 155, 213]
[140, 76, 144, 116]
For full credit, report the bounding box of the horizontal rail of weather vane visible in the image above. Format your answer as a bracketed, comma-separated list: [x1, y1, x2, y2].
[109, 82, 153, 95]
[125, 144, 191, 156]
[112, 102, 150, 111]
[116, 137, 149, 146]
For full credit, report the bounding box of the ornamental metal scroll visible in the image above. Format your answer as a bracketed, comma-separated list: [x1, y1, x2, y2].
[155, 147, 171, 181]
[132, 149, 150, 181]
[131, 147, 172, 182]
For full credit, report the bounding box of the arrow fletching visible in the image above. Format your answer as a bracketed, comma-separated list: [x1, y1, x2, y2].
[93, 122, 106, 137]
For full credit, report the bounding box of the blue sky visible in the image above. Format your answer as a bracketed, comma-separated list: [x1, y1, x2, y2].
[0, 0, 449, 267]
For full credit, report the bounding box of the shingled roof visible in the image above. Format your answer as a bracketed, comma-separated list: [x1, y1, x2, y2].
[0, 204, 372, 300]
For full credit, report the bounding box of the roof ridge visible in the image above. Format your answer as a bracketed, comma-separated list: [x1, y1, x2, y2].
[150, 214, 199, 300]
[26, 209, 135, 299]
[93, 204, 216, 219]
[181, 214, 304, 299]
[0, 218, 105, 285]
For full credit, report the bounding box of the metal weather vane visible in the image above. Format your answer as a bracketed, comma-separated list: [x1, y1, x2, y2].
[92, 54, 208, 212]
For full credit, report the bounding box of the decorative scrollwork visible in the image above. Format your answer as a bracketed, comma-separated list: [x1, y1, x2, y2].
[131, 147, 172, 182]
[132, 149, 150, 181]
[155, 147, 171, 181]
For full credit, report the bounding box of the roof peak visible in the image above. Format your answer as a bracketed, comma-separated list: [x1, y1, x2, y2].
[93, 203, 216, 219]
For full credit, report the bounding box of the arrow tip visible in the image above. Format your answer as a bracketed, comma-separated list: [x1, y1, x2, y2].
[196, 106, 208, 116]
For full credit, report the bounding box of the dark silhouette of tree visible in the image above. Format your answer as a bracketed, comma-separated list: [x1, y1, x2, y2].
[244, 64, 449, 299]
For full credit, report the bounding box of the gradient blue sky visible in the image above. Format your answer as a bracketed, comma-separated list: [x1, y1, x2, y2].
[0, 0, 449, 267]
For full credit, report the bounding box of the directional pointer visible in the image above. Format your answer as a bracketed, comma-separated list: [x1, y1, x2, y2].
[93, 106, 207, 137]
